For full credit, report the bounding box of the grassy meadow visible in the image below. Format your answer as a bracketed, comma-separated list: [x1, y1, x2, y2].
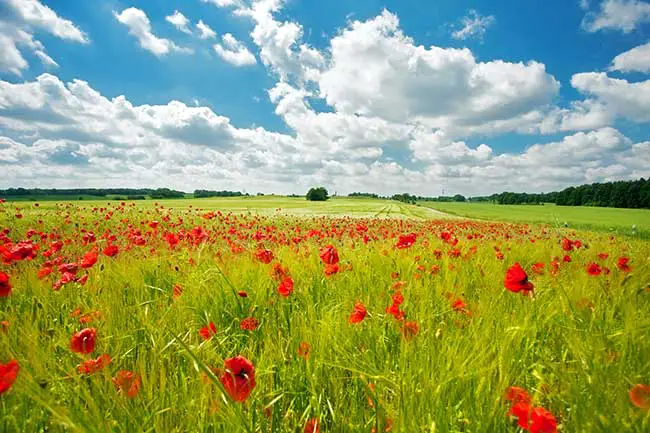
[0, 197, 649, 432]
[419, 202, 650, 239]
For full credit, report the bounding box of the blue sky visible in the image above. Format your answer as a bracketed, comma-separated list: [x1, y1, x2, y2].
[1, 0, 649, 196]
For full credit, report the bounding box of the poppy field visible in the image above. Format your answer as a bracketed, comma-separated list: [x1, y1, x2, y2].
[1, 198, 649, 432]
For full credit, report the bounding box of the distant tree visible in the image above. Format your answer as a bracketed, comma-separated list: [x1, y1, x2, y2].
[306, 187, 329, 201]
[453, 194, 466, 202]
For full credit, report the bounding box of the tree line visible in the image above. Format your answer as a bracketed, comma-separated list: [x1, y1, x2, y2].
[471, 178, 650, 209]
[0, 188, 186, 199]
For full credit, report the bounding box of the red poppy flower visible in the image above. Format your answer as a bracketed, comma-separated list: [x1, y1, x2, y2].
[70, 328, 97, 354]
[617, 257, 632, 272]
[629, 384, 650, 410]
[531, 263, 545, 275]
[508, 402, 531, 430]
[271, 262, 290, 281]
[237, 290, 248, 297]
[562, 255, 571, 263]
[112, 370, 141, 398]
[402, 321, 419, 340]
[451, 298, 467, 313]
[102, 244, 119, 257]
[504, 263, 534, 294]
[255, 249, 274, 264]
[0, 359, 19, 395]
[304, 418, 320, 433]
[586, 262, 602, 276]
[199, 322, 217, 340]
[529, 407, 557, 433]
[220, 356, 256, 402]
[504, 386, 532, 405]
[0, 272, 12, 297]
[80, 250, 98, 269]
[324, 263, 339, 276]
[349, 301, 367, 324]
[240, 317, 259, 331]
[297, 341, 310, 358]
[319, 244, 339, 265]
[58, 262, 79, 274]
[173, 283, 183, 298]
[278, 277, 294, 297]
[77, 354, 111, 374]
[396, 233, 417, 249]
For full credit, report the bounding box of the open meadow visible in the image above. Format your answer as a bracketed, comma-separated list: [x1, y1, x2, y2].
[1, 197, 650, 432]
[419, 202, 650, 239]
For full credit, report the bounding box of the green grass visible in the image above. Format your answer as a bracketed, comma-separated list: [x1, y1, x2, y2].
[1, 200, 649, 432]
[419, 202, 650, 238]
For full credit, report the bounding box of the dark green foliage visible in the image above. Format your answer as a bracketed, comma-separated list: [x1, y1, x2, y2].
[306, 187, 329, 201]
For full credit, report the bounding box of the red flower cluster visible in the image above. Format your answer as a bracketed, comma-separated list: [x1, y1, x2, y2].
[504, 386, 557, 433]
[112, 370, 141, 398]
[396, 233, 417, 249]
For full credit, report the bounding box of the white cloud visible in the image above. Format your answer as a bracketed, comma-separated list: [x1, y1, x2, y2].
[451, 10, 495, 41]
[582, 0, 650, 33]
[0, 0, 86, 75]
[115, 8, 192, 57]
[214, 33, 257, 66]
[0, 74, 646, 196]
[572, 72, 650, 122]
[611, 41, 650, 72]
[202, 0, 243, 7]
[196, 20, 217, 39]
[166, 10, 192, 35]
[317, 10, 559, 134]
[5, 0, 88, 43]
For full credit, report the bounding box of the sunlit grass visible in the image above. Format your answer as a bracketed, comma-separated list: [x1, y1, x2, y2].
[0, 200, 649, 432]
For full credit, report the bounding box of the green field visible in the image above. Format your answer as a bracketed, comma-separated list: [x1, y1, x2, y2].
[13, 196, 451, 220]
[1, 198, 650, 432]
[419, 202, 650, 238]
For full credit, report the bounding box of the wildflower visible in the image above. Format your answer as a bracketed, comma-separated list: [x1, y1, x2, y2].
[396, 233, 417, 249]
[349, 301, 367, 324]
[112, 370, 141, 398]
[304, 418, 320, 433]
[255, 249, 274, 264]
[298, 341, 310, 358]
[0, 359, 19, 395]
[319, 244, 339, 265]
[78, 354, 111, 374]
[0, 272, 11, 297]
[504, 263, 534, 294]
[240, 317, 259, 331]
[70, 328, 97, 354]
[220, 356, 256, 402]
[629, 384, 650, 410]
[80, 250, 98, 268]
[617, 257, 631, 272]
[199, 322, 217, 340]
[586, 262, 602, 276]
[278, 277, 294, 297]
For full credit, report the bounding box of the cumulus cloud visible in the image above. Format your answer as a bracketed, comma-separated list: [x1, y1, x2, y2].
[317, 10, 559, 134]
[0, 0, 87, 76]
[196, 20, 217, 39]
[572, 72, 650, 122]
[0, 74, 647, 196]
[451, 10, 495, 41]
[214, 33, 257, 66]
[166, 10, 192, 35]
[582, 0, 650, 33]
[115, 8, 192, 57]
[4, 0, 88, 43]
[611, 41, 650, 72]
